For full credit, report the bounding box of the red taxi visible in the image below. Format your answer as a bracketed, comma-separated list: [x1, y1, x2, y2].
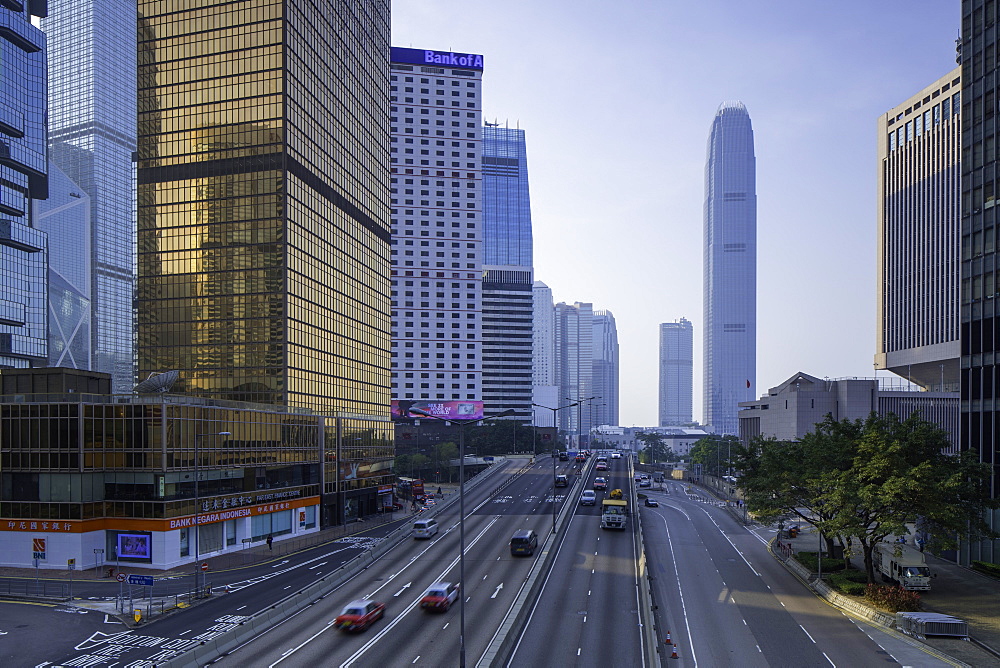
[334, 599, 385, 632]
[419, 582, 460, 612]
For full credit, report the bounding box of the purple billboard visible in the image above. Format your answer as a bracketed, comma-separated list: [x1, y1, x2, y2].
[391, 400, 484, 421]
[391, 47, 484, 71]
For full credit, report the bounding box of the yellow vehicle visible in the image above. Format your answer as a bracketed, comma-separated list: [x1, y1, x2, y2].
[601, 499, 628, 529]
[609, 488, 623, 500]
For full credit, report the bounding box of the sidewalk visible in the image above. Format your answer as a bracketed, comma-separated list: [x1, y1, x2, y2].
[774, 523, 1000, 664]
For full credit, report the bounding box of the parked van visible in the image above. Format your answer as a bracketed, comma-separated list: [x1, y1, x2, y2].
[510, 529, 538, 556]
[413, 518, 439, 539]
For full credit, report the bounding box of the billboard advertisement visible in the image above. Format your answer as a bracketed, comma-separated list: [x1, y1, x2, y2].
[390, 47, 484, 71]
[117, 533, 152, 559]
[391, 400, 484, 421]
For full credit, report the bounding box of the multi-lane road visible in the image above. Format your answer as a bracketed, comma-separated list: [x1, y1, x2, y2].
[20, 454, 964, 667]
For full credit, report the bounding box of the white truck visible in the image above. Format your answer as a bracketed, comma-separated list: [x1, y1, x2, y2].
[873, 542, 932, 591]
[600, 499, 628, 530]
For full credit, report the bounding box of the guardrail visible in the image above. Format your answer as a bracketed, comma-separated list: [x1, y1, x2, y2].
[0, 578, 69, 599]
[479, 457, 593, 666]
[164, 459, 513, 668]
[633, 483, 663, 666]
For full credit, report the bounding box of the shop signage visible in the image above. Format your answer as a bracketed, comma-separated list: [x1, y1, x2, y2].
[32, 537, 45, 560]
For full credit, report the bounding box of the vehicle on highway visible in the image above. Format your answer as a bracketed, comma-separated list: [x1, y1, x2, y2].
[575, 454, 586, 462]
[510, 529, 539, 556]
[595, 461, 608, 471]
[593, 477, 608, 490]
[611, 451, 621, 459]
[639, 478, 651, 488]
[554, 474, 568, 487]
[413, 518, 439, 539]
[644, 497, 659, 507]
[559, 452, 569, 461]
[580, 490, 597, 505]
[609, 488, 623, 499]
[420, 582, 460, 612]
[601, 498, 628, 529]
[334, 599, 385, 632]
[634, 473, 642, 482]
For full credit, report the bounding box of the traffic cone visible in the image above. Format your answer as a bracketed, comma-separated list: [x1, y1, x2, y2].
[665, 630, 671, 643]
[671, 644, 679, 659]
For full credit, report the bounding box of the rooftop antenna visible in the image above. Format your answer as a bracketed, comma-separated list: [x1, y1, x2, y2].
[133, 370, 179, 393]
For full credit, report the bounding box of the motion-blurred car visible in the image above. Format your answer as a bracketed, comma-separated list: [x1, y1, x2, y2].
[420, 582, 460, 612]
[611, 452, 622, 459]
[334, 599, 385, 632]
[644, 497, 659, 507]
[593, 477, 608, 490]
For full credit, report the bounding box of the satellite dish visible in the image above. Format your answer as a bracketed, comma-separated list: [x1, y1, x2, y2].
[133, 370, 179, 393]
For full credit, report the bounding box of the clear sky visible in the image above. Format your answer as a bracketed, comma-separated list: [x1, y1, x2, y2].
[392, 1, 960, 427]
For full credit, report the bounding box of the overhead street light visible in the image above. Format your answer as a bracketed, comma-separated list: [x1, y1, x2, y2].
[533, 402, 579, 533]
[407, 407, 515, 668]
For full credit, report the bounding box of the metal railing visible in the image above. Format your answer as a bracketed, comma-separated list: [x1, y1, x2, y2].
[0, 578, 69, 598]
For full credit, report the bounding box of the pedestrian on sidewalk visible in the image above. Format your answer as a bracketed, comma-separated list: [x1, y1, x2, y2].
[266, 534, 273, 550]
[437, 487, 442, 496]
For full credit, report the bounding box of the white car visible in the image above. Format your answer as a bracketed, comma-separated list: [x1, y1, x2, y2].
[611, 452, 621, 459]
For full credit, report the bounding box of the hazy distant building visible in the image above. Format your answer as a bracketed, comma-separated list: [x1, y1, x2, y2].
[44, 0, 137, 392]
[482, 125, 532, 420]
[875, 69, 961, 392]
[592, 310, 619, 427]
[703, 102, 757, 435]
[739, 371, 958, 452]
[961, 0, 1000, 564]
[659, 318, 693, 426]
[389, 47, 484, 405]
[554, 301, 593, 441]
[34, 164, 92, 370]
[532, 280, 559, 425]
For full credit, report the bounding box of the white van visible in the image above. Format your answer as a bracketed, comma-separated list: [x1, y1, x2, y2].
[580, 490, 597, 506]
[413, 518, 439, 539]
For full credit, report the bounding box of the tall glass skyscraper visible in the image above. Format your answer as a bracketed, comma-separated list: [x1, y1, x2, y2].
[135, 0, 392, 417]
[482, 125, 533, 419]
[659, 317, 693, 426]
[43, 0, 136, 392]
[0, 1, 49, 370]
[592, 310, 619, 427]
[703, 102, 756, 436]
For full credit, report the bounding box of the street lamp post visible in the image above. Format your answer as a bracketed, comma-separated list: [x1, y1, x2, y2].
[193, 431, 230, 594]
[408, 407, 514, 668]
[564, 395, 596, 450]
[533, 402, 579, 533]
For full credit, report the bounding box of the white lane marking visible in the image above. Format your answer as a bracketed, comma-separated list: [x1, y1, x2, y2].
[103, 614, 122, 625]
[283, 586, 291, 590]
[799, 624, 816, 643]
[308, 562, 327, 570]
[649, 508, 699, 667]
[491, 583, 504, 599]
[236, 605, 247, 611]
[271, 560, 289, 568]
[577, 649, 581, 656]
[412, 657, 420, 664]
[178, 629, 191, 636]
[822, 652, 835, 666]
[393, 582, 412, 597]
[443, 623, 449, 630]
[483, 574, 488, 580]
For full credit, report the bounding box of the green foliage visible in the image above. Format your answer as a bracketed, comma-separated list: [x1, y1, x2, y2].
[689, 435, 740, 477]
[636, 432, 678, 465]
[972, 560, 1000, 578]
[864, 584, 921, 612]
[794, 551, 846, 573]
[826, 573, 868, 596]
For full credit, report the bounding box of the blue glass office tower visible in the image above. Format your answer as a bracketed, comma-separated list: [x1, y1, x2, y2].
[703, 102, 756, 435]
[482, 125, 534, 420]
[43, 0, 136, 391]
[0, 1, 49, 370]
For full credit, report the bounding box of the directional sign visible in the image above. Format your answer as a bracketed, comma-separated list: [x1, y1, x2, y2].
[126, 574, 154, 587]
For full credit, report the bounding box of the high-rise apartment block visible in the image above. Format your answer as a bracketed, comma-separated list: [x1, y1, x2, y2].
[592, 310, 619, 427]
[482, 125, 533, 420]
[659, 318, 693, 426]
[0, 1, 49, 370]
[876, 69, 962, 392]
[554, 301, 593, 440]
[136, 0, 392, 418]
[961, 0, 1000, 562]
[389, 47, 484, 405]
[703, 102, 757, 436]
[44, 0, 136, 392]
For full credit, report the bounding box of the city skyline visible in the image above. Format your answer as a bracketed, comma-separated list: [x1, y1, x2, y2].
[392, 1, 961, 426]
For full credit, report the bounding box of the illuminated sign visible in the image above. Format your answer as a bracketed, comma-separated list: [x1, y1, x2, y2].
[391, 400, 484, 421]
[391, 47, 484, 71]
[117, 533, 152, 559]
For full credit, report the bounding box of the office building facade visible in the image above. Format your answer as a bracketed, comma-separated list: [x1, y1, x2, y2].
[0, 1, 49, 370]
[554, 301, 593, 440]
[876, 69, 962, 392]
[135, 0, 392, 417]
[659, 317, 693, 426]
[389, 47, 484, 405]
[703, 101, 757, 435]
[34, 163, 92, 370]
[960, 0, 1000, 563]
[43, 0, 136, 392]
[531, 281, 559, 425]
[482, 125, 533, 420]
[592, 310, 619, 427]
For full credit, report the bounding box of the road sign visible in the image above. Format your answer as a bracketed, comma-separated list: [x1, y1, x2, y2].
[134, 609, 142, 623]
[32, 537, 46, 560]
[201, 562, 209, 571]
[67, 559, 75, 570]
[116, 572, 127, 583]
[94, 549, 104, 554]
[126, 574, 154, 587]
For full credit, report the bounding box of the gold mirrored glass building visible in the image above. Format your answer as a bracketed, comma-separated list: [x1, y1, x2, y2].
[135, 0, 392, 417]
